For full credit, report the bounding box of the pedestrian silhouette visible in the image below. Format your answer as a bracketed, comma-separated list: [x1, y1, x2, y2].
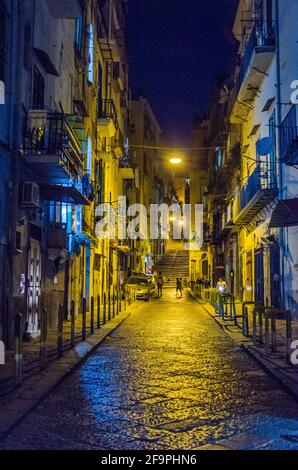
[156, 272, 164, 298]
[176, 278, 183, 298]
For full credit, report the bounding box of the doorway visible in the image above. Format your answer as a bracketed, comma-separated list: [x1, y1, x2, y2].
[27, 239, 41, 335]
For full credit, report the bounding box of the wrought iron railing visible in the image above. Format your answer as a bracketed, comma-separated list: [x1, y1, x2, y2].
[280, 105, 298, 164]
[82, 216, 96, 240]
[81, 173, 95, 201]
[23, 112, 83, 179]
[98, 99, 119, 129]
[239, 162, 277, 211]
[228, 20, 275, 115]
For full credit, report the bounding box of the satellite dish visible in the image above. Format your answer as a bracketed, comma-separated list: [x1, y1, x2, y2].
[256, 137, 274, 156]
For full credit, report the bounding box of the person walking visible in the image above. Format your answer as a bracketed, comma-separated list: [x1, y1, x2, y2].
[216, 277, 228, 317]
[156, 272, 164, 298]
[216, 277, 227, 294]
[176, 278, 183, 298]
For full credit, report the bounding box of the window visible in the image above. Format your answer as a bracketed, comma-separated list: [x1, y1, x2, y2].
[87, 136, 92, 175]
[75, 16, 83, 53]
[23, 24, 32, 71]
[0, 0, 5, 83]
[87, 24, 94, 84]
[49, 203, 71, 229]
[216, 148, 222, 170]
[113, 62, 120, 80]
[98, 63, 103, 100]
[75, 206, 82, 233]
[96, 159, 104, 205]
[33, 65, 45, 109]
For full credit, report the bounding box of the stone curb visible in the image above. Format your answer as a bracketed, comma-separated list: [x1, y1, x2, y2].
[188, 289, 298, 403]
[0, 303, 141, 441]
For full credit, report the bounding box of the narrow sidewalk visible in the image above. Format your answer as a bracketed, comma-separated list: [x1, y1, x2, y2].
[188, 289, 298, 401]
[0, 301, 142, 441]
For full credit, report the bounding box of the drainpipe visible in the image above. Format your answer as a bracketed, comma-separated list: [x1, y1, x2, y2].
[5, 0, 19, 347]
[274, 0, 285, 306]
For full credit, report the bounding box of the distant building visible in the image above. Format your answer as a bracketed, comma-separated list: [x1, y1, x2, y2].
[129, 96, 164, 273]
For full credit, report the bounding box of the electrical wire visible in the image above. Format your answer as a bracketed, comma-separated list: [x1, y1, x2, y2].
[129, 144, 223, 151]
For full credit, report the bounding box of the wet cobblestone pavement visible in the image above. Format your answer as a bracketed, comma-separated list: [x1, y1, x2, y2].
[1, 290, 298, 450]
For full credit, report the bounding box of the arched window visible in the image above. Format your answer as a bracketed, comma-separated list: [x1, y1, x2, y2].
[88, 24, 94, 84]
[87, 136, 92, 175]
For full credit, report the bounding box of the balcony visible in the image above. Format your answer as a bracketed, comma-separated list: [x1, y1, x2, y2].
[45, 0, 82, 19]
[97, 99, 118, 138]
[82, 217, 96, 243]
[119, 154, 136, 181]
[221, 202, 234, 237]
[229, 22, 275, 122]
[234, 163, 277, 225]
[280, 105, 298, 166]
[23, 111, 90, 205]
[47, 224, 68, 250]
[214, 254, 225, 271]
[113, 128, 126, 158]
[23, 111, 83, 181]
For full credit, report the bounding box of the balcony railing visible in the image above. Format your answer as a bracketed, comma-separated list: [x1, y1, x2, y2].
[98, 99, 119, 129]
[119, 154, 136, 169]
[280, 105, 298, 166]
[82, 216, 96, 241]
[23, 112, 83, 180]
[235, 162, 277, 225]
[238, 22, 275, 88]
[229, 21, 275, 117]
[45, 0, 82, 19]
[215, 254, 225, 268]
[81, 173, 95, 202]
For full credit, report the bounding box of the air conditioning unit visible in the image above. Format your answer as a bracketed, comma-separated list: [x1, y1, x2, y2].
[22, 182, 40, 208]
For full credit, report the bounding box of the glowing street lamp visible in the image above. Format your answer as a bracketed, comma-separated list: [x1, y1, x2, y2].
[169, 157, 182, 165]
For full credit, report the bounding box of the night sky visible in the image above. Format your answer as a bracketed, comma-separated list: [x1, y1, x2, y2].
[127, 0, 239, 145]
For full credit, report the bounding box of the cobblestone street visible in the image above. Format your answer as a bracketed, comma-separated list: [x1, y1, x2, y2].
[1, 290, 298, 450]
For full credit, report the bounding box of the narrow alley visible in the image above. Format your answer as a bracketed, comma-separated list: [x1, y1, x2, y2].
[1, 290, 298, 451]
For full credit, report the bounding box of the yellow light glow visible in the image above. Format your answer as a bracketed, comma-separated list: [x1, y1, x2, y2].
[169, 216, 176, 222]
[169, 157, 182, 165]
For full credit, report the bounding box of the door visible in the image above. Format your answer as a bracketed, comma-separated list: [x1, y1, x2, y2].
[85, 245, 91, 310]
[246, 251, 253, 302]
[270, 244, 281, 307]
[254, 247, 264, 305]
[269, 111, 276, 188]
[27, 239, 41, 334]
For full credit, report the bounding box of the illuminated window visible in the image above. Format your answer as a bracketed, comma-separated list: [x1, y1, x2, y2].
[87, 136, 92, 174]
[216, 148, 222, 170]
[75, 206, 82, 233]
[88, 24, 94, 83]
[75, 16, 83, 52]
[49, 202, 70, 227]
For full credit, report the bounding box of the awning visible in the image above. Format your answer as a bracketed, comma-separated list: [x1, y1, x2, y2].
[34, 48, 59, 76]
[269, 199, 298, 228]
[41, 185, 90, 205]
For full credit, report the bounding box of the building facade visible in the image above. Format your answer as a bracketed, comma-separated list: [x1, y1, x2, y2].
[206, 0, 298, 317]
[0, 0, 165, 349]
[129, 96, 164, 274]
